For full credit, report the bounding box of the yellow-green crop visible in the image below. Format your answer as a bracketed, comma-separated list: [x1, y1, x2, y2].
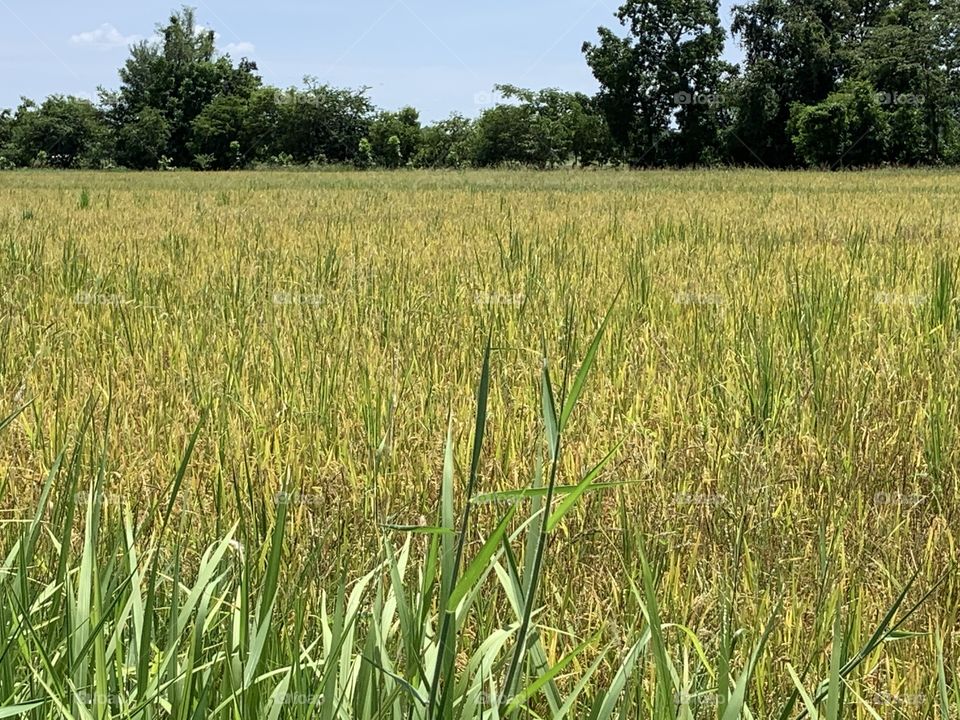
[0, 168, 956, 718]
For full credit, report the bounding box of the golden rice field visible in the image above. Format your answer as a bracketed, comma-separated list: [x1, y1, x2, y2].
[0, 169, 957, 719]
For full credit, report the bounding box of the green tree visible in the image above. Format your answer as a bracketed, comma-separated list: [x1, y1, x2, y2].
[473, 103, 540, 167]
[369, 107, 422, 166]
[189, 94, 248, 168]
[858, 0, 960, 162]
[729, 0, 864, 165]
[495, 86, 614, 166]
[415, 114, 476, 168]
[886, 104, 929, 164]
[272, 79, 374, 164]
[8, 96, 112, 168]
[105, 6, 261, 167]
[789, 81, 889, 167]
[583, 0, 731, 165]
[0, 109, 13, 157]
[239, 87, 285, 162]
[569, 96, 616, 166]
[471, 87, 613, 167]
[789, 100, 848, 167]
[116, 107, 170, 169]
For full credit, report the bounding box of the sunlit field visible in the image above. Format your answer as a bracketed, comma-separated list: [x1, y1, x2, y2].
[0, 169, 957, 718]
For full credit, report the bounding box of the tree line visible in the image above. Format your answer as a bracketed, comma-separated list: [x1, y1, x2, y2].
[2, 1, 959, 170]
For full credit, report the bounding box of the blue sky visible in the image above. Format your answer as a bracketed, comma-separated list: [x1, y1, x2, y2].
[1, 0, 744, 122]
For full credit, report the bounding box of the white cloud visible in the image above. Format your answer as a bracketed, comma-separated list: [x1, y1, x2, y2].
[69, 21, 251, 57]
[70, 23, 140, 49]
[222, 41, 255, 56]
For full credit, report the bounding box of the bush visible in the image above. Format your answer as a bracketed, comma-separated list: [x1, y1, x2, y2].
[193, 153, 216, 170]
[9, 96, 113, 169]
[789, 82, 889, 168]
[355, 138, 373, 169]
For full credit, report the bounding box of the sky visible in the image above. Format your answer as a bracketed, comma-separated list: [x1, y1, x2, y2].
[0, 0, 745, 122]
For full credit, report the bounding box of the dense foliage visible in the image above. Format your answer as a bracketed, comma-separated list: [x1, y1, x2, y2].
[2, 2, 959, 169]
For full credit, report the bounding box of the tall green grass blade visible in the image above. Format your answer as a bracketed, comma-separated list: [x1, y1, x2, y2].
[559, 292, 617, 431]
[787, 664, 820, 720]
[594, 632, 649, 720]
[825, 608, 843, 720]
[446, 504, 517, 613]
[546, 440, 622, 532]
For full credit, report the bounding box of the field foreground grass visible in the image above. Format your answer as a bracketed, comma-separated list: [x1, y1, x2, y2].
[0, 169, 958, 718]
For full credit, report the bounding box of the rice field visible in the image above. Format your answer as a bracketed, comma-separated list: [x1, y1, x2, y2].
[0, 168, 958, 718]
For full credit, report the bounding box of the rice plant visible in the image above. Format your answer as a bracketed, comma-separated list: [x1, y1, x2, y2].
[0, 169, 957, 718]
